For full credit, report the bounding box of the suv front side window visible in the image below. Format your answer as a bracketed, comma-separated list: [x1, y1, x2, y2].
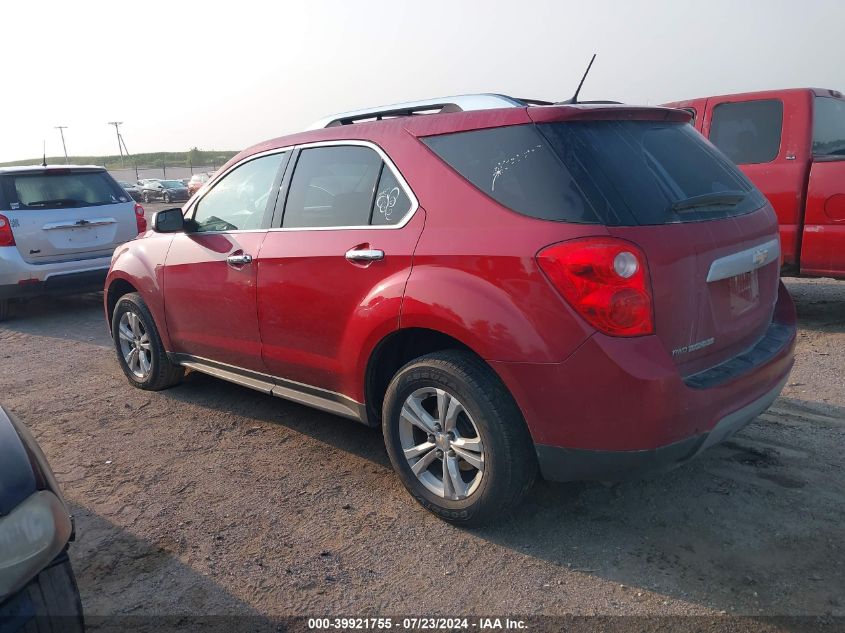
[192, 152, 286, 232]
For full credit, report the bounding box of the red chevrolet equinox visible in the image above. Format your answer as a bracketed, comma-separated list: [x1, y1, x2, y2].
[105, 94, 796, 525]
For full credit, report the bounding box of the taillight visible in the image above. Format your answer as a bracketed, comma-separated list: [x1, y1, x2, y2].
[536, 237, 654, 337]
[134, 203, 147, 234]
[0, 214, 15, 247]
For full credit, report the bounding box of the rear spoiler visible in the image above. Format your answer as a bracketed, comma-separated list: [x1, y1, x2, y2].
[527, 104, 693, 124]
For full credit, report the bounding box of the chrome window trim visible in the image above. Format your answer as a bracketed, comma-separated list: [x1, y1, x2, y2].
[706, 237, 781, 282]
[183, 140, 419, 233]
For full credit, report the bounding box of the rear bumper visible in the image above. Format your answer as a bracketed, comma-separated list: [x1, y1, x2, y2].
[0, 247, 111, 300]
[491, 281, 797, 482]
[535, 373, 787, 482]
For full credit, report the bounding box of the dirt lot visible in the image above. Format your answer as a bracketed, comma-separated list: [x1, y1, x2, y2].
[1, 276, 843, 627]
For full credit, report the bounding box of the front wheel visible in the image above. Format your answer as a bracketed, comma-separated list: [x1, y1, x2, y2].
[142, 192, 150, 203]
[112, 292, 183, 390]
[163, 192, 171, 203]
[382, 350, 537, 526]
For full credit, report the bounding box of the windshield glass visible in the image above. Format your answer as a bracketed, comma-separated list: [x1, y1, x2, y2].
[0, 171, 128, 210]
[160, 180, 184, 188]
[813, 97, 845, 157]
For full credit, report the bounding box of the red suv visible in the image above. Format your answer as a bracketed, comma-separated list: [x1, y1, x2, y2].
[105, 94, 796, 525]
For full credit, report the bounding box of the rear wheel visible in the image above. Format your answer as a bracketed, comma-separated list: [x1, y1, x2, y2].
[112, 292, 183, 390]
[382, 350, 536, 526]
[0, 299, 8, 322]
[143, 191, 150, 203]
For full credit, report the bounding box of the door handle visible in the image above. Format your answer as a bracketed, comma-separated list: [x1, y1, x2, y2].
[345, 248, 384, 263]
[227, 253, 253, 266]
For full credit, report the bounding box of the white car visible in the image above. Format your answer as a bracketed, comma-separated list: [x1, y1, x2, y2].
[0, 165, 146, 321]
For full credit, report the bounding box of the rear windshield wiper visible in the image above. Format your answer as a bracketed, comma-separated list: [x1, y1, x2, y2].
[24, 198, 82, 208]
[671, 191, 746, 212]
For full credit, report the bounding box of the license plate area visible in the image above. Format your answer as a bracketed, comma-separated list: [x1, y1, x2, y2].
[728, 269, 759, 316]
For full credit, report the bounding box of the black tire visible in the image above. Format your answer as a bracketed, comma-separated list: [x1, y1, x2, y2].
[163, 192, 171, 204]
[111, 292, 183, 390]
[0, 298, 9, 322]
[382, 350, 537, 526]
[0, 552, 85, 632]
[142, 192, 150, 203]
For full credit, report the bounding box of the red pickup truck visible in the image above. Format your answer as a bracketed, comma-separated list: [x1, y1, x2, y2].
[664, 88, 845, 279]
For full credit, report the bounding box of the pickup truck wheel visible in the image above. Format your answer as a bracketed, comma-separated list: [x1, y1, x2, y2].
[382, 350, 536, 526]
[4, 552, 84, 632]
[112, 292, 183, 390]
[0, 299, 9, 322]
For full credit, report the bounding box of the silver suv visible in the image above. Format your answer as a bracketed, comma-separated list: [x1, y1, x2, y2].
[0, 165, 145, 321]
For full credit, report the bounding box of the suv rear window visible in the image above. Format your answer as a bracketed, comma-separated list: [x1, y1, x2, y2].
[708, 99, 783, 164]
[813, 97, 845, 157]
[0, 170, 128, 211]
[422, 121, 765, 226]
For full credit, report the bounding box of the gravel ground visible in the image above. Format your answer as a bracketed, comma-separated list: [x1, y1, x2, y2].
[0, 276, 843, 628]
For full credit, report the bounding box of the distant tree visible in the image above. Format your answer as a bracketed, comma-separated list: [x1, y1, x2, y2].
[186, 147, 202, 167]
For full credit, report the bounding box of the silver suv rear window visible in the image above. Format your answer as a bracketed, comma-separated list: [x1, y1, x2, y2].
[422, 121, 766, 226]
[0, 170, 129, 210]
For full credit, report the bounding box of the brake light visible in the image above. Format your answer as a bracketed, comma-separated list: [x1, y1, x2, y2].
[0, 214, 15, 247]
[537, 237, 654, 337]
[134, 203, 147, 234]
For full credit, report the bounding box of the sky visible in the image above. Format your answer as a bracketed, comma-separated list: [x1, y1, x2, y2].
[3, 0, 843, 163]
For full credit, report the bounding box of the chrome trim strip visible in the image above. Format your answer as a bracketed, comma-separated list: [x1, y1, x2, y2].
[172, 354, 366, 423]
[706, 238, 781, 282]
[42, 218, 117, 230]
[307, 93, 526, 130]
[184, 140, 419, 233]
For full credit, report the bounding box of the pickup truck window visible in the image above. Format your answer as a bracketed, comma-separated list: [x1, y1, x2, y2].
[709, 99, 783, 165]
[813, 97, 845, 157]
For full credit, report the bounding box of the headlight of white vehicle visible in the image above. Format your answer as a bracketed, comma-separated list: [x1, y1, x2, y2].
[0, 490, 72, 600]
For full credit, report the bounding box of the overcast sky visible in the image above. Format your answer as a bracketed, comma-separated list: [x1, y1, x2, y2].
[3, 0, 842, 163]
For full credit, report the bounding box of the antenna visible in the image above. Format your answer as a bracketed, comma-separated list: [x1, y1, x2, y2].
[42, 140, 47, 167]
[558, 54, 597, 105]
[55, 126, 69, 164]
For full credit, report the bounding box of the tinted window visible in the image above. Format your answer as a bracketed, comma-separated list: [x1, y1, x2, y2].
[0, 170, 128, 210]
[193, 152, 285, 232]
[283, 146, 382, 228]
[424, 121, 764, 226]
[423, 125, 596, 223]
[813, 97, 845, 157]
[372, 166, 412, 226]
[709, 99, 783, 164]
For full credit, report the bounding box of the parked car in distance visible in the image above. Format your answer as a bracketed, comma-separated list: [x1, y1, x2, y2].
[187, 172, 213, 196]
[0, 165, 146, 321]
[118, 180, 143, 202]
[139, 179, 190, 204]
[105, 94, 796, 525]
[664, 88, 845, 279]
[0, 405, 84, 630]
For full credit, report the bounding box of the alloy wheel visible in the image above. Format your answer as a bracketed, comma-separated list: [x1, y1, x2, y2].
[398, 387, 485, 500]
[117, 311, 152, 379]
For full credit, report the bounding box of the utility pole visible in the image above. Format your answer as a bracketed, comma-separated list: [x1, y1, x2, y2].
[54, 126, 68, 164]
[118, 133, 139, 181]
[107, 122, 125, 167]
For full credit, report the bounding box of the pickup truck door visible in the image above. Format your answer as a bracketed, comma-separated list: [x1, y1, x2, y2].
[701, 91, 813, 270]
[801, 95, 845, 277]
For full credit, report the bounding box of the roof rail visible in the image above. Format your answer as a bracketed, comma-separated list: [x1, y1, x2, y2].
[307, 93, 548, 130]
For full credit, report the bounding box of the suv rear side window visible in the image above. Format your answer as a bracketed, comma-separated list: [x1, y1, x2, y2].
[283, 146, 382, 228]
[813, 97, 845, 157]
[423, 121, 764, 226]
[709, 99, 783, 164]
[0, 170, 128, 210]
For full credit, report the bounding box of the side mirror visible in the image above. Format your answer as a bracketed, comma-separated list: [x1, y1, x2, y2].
[153, 207, 185, 233]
